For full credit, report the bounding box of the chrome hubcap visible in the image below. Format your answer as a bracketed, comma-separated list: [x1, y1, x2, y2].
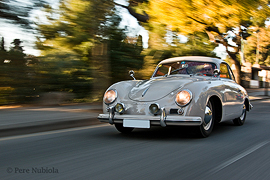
[204, 104, 212, 131]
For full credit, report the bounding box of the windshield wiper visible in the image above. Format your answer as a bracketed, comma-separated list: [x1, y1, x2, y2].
[167, 65, 188, 76]
[170, 68, 185, 74]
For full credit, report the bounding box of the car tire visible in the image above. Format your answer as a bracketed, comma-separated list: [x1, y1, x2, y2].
[197, 99, 215, 138]
[115, 123, 134, 133]
[233, 104, 246, 126]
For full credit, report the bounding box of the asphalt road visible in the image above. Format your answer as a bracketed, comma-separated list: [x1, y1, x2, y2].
[1, 99, 270, 180]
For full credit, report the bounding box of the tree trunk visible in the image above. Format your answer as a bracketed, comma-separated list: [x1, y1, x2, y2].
[227, 51, 241, 84]
[91, 43, 111, 100]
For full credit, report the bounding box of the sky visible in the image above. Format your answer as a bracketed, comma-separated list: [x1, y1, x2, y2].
[113, 0, 150, 48]
[0, 0, 58, 56]
[0, 19, 40, 55]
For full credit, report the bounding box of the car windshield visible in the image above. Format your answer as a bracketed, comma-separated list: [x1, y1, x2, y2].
[153, 61, 217, 77]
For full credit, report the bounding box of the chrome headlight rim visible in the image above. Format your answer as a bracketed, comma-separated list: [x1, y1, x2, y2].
[103, 89, 117, 105]
[175, 89, 192, 107]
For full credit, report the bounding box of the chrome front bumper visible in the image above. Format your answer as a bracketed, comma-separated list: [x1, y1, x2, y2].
[98, 111, 202, 128]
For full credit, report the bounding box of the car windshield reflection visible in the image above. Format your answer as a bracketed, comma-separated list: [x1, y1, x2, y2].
[153, 61, 217, 77]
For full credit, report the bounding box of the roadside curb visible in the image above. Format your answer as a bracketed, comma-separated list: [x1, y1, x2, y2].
[249, 96, 270, 101]
[0, 102, 103, 110]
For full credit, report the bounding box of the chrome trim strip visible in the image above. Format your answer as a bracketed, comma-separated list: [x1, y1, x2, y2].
[142, 87, 150, 97]
[98, 114, 202, 126]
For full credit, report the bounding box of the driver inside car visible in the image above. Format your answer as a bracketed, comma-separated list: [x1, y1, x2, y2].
[203, 63, 214, 76]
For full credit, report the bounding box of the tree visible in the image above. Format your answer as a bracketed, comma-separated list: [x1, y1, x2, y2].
[148, 0, 270, 84]
[116, 0, 270, 84]
[136, 31, 217, 79]
[36, 0, 115, 56]
[35, 0, 144, 101]
[0, 38, 35, 103]
[0, 37, 6, 51]
[35, 0, 116, 98]
[114, 0, 149, 23]
[32, 53, 93, 99]
[0, 37, 8, 63]
[245, 26, 270, 65]
[8, 39, 27, 66]
[104, 15, 144, 83]
[170, 32, 217, 57]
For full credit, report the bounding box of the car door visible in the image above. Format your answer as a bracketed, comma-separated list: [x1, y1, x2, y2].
[220, 63, 243, 120]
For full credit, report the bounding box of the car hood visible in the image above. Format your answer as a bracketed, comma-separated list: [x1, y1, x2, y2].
[128, 76, 193, 102]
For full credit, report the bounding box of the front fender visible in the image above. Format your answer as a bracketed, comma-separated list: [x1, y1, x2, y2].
[102, 80, 140, 112]
[182, 81, 223, 121]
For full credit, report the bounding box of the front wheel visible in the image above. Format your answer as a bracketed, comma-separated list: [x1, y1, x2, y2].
[196, 100, 215, 138]
[233, 104, 246, 126]
[115, 123, 134, 133]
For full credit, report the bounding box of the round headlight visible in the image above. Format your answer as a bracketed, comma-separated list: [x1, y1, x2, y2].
[149, 103, 160, 115]
[175, 90, 192, 107]
[115, 103, 125, 114]
[103, 89, 117, 105]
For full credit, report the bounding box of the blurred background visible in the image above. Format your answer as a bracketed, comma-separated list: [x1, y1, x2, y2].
[0, 0, 269, 105]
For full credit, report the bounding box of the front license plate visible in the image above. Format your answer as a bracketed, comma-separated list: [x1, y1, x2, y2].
[123, 119, 150, 128]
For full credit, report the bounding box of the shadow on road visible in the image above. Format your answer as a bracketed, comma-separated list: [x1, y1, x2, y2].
[99, 122, 241, 141]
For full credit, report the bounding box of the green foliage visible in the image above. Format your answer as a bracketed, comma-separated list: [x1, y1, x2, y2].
[0, 38, 33, 104]
[105, 15, 144, 83]
[137, 33, 217, 79]
[245, 26, 270, 65]
[0, 0, 225, 104]
[139, 0, 270, 84]
[33, 53, 93, 99]
[36, 0, 115, 56]
[0, 36, 94, 104]
[34, 0, 114, 101]
[170, 32, 218, 57]
[35, 0, 144, 101]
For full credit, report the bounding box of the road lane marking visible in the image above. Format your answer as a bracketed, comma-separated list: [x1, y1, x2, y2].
[211, 141, 270, 174]
[0, 124, 110, 142]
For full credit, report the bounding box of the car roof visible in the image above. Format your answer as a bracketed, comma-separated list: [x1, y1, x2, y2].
[158, 56, 225, 66]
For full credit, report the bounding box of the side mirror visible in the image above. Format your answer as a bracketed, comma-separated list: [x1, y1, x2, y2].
[129, 70, 136, 80]
[213, 69, 220, 77]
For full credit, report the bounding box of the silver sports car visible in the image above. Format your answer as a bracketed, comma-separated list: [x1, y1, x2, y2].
[98, 56, 252, 137]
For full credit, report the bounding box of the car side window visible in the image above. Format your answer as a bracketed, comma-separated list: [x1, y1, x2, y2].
[220, 63, 231, 79]
[154, 64, 170, 77]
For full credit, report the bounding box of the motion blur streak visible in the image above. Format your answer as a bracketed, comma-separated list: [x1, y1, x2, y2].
[211, 141, 270, 174]
[0, 124, 109, 142]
